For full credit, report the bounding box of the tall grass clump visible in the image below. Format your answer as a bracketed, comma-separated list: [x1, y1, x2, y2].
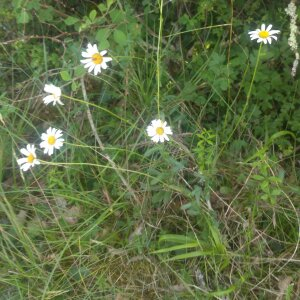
[0, 0, 299, 299]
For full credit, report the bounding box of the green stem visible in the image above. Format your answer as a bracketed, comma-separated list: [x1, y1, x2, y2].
[218, 43, 262, 159]
[245, 43, 262, 103]
[62, 94, 133, 126]
[156, 0, 163, 117]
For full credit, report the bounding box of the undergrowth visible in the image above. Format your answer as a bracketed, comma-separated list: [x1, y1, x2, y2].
[0, 0, 299, 299]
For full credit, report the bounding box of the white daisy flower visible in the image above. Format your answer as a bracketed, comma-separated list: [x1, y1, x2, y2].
[17, 144, 40, 172]
[40, 127, 64, 156]
[43, 84, 63, 106]
[146, 119, 173, 143]
[248, 24, 280, 44]
[80, 43, 112, 75]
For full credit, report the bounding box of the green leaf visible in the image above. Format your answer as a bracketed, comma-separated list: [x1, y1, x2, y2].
[71, 81, 79, 92]
[166, 250, 214, 261]
[65, 16, 80, 26]
[271, 189, 281, 196]
[0, 102, 16, 119]
[89, 10, 97, 21]
[268, 130, 296, 144]
[269, 176, 282, 183]
[96, 29, 110, 49]
[98, 3, 106, 13]
[74, 65, 85, 77]
[208, 285, 238, 297]
[252, 174, 265, 181]
[96, 28, 110, 41]
[106, 0, 115, 9]
[152, 242, 200, 254]
[39, 7, 54, 22]
[12, 0, 22, 9]
[151, 190, 171, 205]
[219, 186, 231, 195]
[27, 0, 40, 10]
[17, 9, 30, 24]
[110, 9, 125, 23]
[60, 70, 72, 81]
[158, 234, 196, 244]
[113, 29, 127, 46]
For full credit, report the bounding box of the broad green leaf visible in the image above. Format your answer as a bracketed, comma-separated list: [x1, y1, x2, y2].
[107, 0, 115, 9]
[98, 3, 106, 13]
[110, 9, 125, 23]
[113, 29, 127, 46]
[96, 28, 110, 41]
[39, 7, 54, 22]
[269, 176, 282, 183]
[74, 65, 85, 77]
[89, 10, 97, 21]
[27, 0, 40, 9]
[12, 0, 22, 9]
[60, 70, 72, 81]
[271, 189, 281, 196]
[252, 175, 265, 181]
[71, 81, 79, 92]
[65, 16, 80, 26]
[219, 186, 231, 195]
[17, 9, 30, 24]
[96, 29, 110, 49]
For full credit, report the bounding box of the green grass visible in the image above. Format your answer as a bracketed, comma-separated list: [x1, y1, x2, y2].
[0, 0, 300, 299]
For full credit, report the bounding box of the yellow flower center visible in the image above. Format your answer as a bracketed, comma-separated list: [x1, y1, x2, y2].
[27, 153, 35, 163]
[258, 30, 269, 39]
[92, 53, 103, 65]
[48, 135, 56, 145]
[156, 127, 164, 135]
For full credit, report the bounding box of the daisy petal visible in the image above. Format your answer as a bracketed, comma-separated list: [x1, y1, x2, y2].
[83, 61, 94, 69]
[103, 57, 112, 62]
[152, 135, 160, 143]
[17, 157, 28, 165]
[266, 24, 272, 31]
[101, 62, 108, 70]
[20, 148, 30, 156]
[269, 30, 280, 35]
[80, 58, 92, 64]
[21, 163, 31, 172]
[94, 64, 101, 75]
[88, 64, 95, 73]
[81, 51, 90, 58]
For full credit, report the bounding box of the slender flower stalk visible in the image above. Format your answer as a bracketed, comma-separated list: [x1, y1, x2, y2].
[156, 0, 164, 117]
[218, 44, 263, 159]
